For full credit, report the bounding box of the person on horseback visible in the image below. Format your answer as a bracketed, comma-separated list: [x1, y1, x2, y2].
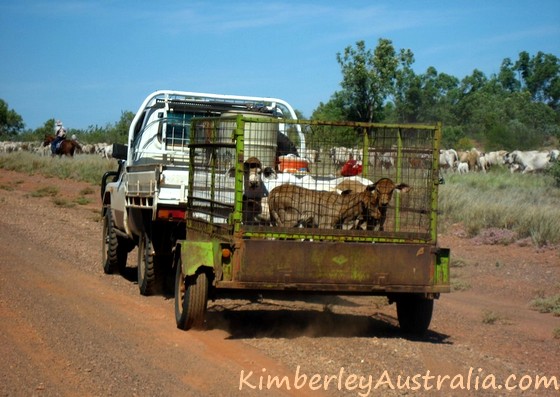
[51, 120, 67, 155]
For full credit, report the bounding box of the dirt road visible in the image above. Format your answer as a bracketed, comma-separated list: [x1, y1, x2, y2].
[1, 170, 559, 396]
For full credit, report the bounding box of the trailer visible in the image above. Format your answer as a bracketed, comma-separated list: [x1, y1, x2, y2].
[174, 115, 450, 335]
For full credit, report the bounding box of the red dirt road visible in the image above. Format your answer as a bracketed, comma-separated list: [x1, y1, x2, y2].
[1, 169, 559, 396]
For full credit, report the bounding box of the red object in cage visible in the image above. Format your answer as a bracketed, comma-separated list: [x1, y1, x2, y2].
[278, 155, 309, 173]
[340, 159, 362, 176]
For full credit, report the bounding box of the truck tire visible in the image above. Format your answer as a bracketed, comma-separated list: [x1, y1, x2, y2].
[137, 232, 157, 296]
[102, 209, 128, 274]
[175, 259, 208, 330]
[396, 295, 434, 336]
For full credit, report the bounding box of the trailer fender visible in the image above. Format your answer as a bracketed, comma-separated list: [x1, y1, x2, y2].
[178, 240, 219, 276]
[434, 247, 450, 286]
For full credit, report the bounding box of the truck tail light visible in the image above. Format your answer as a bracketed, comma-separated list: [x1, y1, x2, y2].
[157, 208, 186, 220]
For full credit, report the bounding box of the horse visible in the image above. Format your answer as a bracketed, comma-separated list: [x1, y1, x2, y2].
[43, 135, 82, 157]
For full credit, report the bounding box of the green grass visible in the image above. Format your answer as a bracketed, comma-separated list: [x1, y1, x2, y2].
[74, 196, 91, 205]
[530, 294, 560, 316]
[439, 170, 560, 246]
[52, 197, 76, 207]
[553, 327, 560, 339]
[30, 186, 59, 198]
[0, 151, 118, 185]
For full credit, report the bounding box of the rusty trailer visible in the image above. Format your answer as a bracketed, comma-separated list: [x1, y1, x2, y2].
[174, 115, 450, 335]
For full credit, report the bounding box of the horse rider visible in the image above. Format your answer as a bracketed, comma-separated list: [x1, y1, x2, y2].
[51, 120, 67, 155]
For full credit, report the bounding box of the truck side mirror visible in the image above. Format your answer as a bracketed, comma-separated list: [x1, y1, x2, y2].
[112, 143, 128, 160]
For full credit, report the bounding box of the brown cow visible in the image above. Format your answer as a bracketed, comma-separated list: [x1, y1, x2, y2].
[268, 177, 410, 231]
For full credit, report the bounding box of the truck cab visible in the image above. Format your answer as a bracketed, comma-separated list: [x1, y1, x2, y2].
[101, 90, 303, 295]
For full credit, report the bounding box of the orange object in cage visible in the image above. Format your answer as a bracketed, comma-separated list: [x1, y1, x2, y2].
[278, 155, 309, 173]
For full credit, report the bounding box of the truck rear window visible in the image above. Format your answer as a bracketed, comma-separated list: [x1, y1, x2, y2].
[165, 112, 191, 148]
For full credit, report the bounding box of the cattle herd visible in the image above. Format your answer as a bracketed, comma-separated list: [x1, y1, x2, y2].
[439, 147, 560, 174]
[328, 146, 560, 175]
[0, 140, 114, 158]
[1, 140, 558, 174]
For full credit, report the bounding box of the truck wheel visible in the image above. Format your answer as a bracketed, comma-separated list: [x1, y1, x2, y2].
[102, 209, 128, 274]
[137, 232, 157, 295]
[175, 259, 208, 330]
[396, 295, 434, 336]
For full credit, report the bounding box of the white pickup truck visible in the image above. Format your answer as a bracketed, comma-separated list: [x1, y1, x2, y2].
[101, 90, 303, 295]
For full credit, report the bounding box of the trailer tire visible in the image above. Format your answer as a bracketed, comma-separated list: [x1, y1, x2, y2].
[175, 260, 208, 330]
[396, 295, 433, 336]
[137, 232, 157, 296]
[102, 208, 128, 274]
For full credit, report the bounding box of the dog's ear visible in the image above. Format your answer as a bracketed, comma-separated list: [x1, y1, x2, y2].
[396, 183, 411, 193]
[262, 166, 277, 179]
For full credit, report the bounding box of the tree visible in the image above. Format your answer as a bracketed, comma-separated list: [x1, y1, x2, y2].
[0, 99, 25, 139]
[515, 51, 560, 110]
[112, 110, 135, 144]
[497, 58, 521, 93]
[35, 119, 57, 139]
[311, 92, 346, 121]
[393, 66, 460, 124]
[310, 93, 356, 147]
[335, 39, 413, 122]
[313, 42, 560, 152]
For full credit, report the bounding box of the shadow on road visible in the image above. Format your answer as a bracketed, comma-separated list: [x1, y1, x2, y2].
[205, 300, 450, 343]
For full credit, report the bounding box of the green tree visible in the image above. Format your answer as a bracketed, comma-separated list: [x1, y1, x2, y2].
[310, 93, 355, 147]
[111, 110, 135, 143]
[0, 99, 25, 139]
[315, 44, 560, 151]
[497, 58, 521, 92]
[335, 38, 413, 122]
[35, 119, 57, 138]
[515, 51, 560, 110]
[311, 92, 346, 121]
[394, 66, 460, 124]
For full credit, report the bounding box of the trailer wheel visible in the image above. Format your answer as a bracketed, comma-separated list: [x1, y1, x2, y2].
[102, 208, 128, 274]
[174, 259, 208, 330]
[137, 232, 157, 296]
[396, 295, 434, 336]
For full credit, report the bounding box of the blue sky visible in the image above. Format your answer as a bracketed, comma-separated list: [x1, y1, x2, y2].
[1, 1, 559, 131]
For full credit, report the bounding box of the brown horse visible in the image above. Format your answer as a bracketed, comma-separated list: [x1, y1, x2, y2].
[43, 135, 82, 157]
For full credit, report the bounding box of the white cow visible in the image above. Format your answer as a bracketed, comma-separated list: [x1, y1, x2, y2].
[457, 162, 469, 174]
[484, 150, 507, 169]
[439, 149, 458, 171]
[503, 150, 552, 174]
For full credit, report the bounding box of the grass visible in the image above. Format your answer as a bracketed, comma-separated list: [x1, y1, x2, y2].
[530, 294, 560, 316]
[75, 196, 92, 205]
[52, 197, 76, 207]
[451, 279, 471, 291]
[481, 309, 500, 324]
[554, 327, 560, 339]
[0, 151, 118, 185]
[30, 186, 59, 197]
[439, 169, 560, 246]
[79, 187, 95, 195]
